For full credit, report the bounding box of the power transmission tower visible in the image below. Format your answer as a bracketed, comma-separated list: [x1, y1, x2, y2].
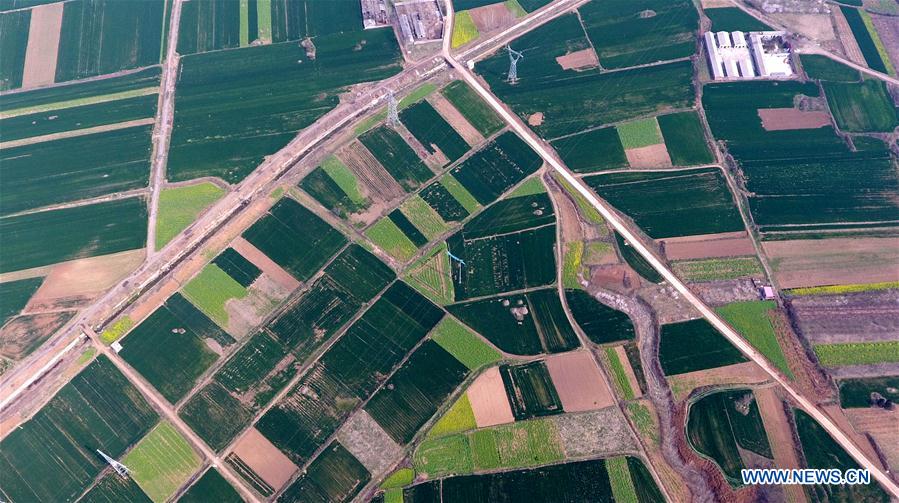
[97, 450, 130, 477]
[386, 89, 400, 127]
[506, 46, 523, 84]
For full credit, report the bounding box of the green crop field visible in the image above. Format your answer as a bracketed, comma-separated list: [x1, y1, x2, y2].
[463, 192, 554, 238]
[604, 347, 635, 401]
[54, 0, 164, 82]
[270, 0, 363, 42]
[441, 81, 504, 136]
[527, 289, 580, 352]
[703, 7, 770, 31]
[177, 0, 241, 54]
[801, 54, 860, 82]
[169, 30, 402, 182]
[400, 100, 470, 162]
[823, 79, 899, 132]
[672, 256, 764, 282]
[389, 209, 428, 247]
[687, 389, 772, 484]
[616, 118, 662, 149]
[451, 10, 479, 48]
[366, 340, 469, 443]
[182, 264, 248, 328]
[123, 421, 202, 503]
[579, 0, 698, 69]
[501, 361, 564, 419]
[155, 181, 225, 249]
[81, 472, 151, 503]
[840, 6, 891, 75]
[658, 111, 714, 166]
[243, 197, 346, 280]
[179, 381, 253, 451]
[359, 125, 434, 192]
[552, 126, 629, 173]
[586, 168, 744, 239]
[366, 217, 419, 262]
[606, 456, 638, 503]
[562, 241, 583, 289]
[838, 376, 899, 408]
[213, 247, 261, 287]
[0, 357, 157, 503]
[420, 179, 473, 222]
[428, 394, 478, 438]
[813, 341, 899, 367]
[279, 442, 370, 503]
[0, 277, 43, 326]
[659, 319, 748, 375]
[565, 289, 635, 344]
[301, 155, 368, 218]
[0, 197, 147, 274]
[405, 242, 455, 305]
[120, 293, 232, 403]
[0, 10, 29, 91]
[449, 294, 544, 355]
[180, 469, 242, 503]
[1, 125, 152, 216]
[414, 433, 474, 476]
[716, 301, 792, 378]
[431, 316, 501, 370]
[382, 468, 415, 489]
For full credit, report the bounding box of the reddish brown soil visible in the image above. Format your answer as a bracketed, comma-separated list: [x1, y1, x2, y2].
[822, 404, 886, 470]
[660, 231, 755, 260]
[763, 237, 899, 289]
[527, 112, 544, 126]
[469, 3, 514, 33]
[755, 386, 808, 501]
[545, 350, 615, 412]
[668, 361, 771, 402]
[591, 264, 642, 294]
[231, 237, 301, 291]
[758, 108, 831, 131]
[626, 144, 673, 168]
[232, 427, 299, 492]
[845, 407, 899, 471]
[21, 3, 63, 88]
[555, 48, 599, 71]
[428, 94, 484, 146]
[467, 366, 514, 427]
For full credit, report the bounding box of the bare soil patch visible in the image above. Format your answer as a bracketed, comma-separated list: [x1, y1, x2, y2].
[661, 231, 755, 260]
[590, 264, 642, 295]
[667, 361, 770, 402]
[337, 409, 404, 477]
[427, 93, 484, 146]
[832, 7, 867, 65]
[768, 309, 833, 400]
[25, 250, 145, 313]
[527, 112, 544, 126]
[828, 363, 899, 379]
[470, 3, 514, 33]
[556, 48, 600, 71]
[701, 0, 734, 7]
[755, 386, 804, 479]
[763, 237, 899, 289]
[232, 427, 298, 492]
[871, 14, 899, 73]
[467, 366, 514, 427]
[225, 274, 292, 339]
[789, 289, 899, 344]
[757, 108, 831, 131]
[338, 141, 404, 202]
[693, 279, 761, 306]
[637, 284, 702, 325]
[21, 3, 63, 88]
[845, 407, 899, 471]
[555, 407, 638, 458]
[822, 404, 885, 470]
[775, 13, 835, 42]
[625, 143, 673, 169]
[0, 311, 75, 360]
[231, 237, 301, 291]
[546, 351, 615, 412]
[614, 345, 643, 398]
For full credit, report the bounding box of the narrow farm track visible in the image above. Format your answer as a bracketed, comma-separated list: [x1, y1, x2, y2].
[442, 3, 899, 495]
[0, 188, 149, 219]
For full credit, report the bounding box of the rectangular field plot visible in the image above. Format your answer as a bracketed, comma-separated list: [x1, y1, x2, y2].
[179, 468, 242, 503]
[579, 0, 698, 69]
[565, 289, 635, 344]
[703, 7, 771, 32]
[400, 195, 449, 240]
[404, 242, 455, 305]
[366, 340, 469, 444]
[54, 0, 165, 82]
[270, 0, 363, 43]
[585, 168, 744, 239]
[801, 54, 860, 82]
[359, 125, 434, 192]
[400, 100, 470, 162]
[278, 442, 370, 503]
[179, 381, 254, 452]
[213, 247, 261, 287]
[0, 356, 157, 503]
[840, 6, 891, 75]
[823, 79, 899, 132]
[0, 10, 30, 91]
[182, 263, 248, 329]
[177, 0, 241, 54]
[419, 177, 477, 223]
[838, 376, 899, 408]
[0, 125, 152, 216]
[242, 197, 346, 281]
[703, 81, 899, 231]
[431, 316, 501, 370]
[658, 111, 714, 166]
[122, 421, 202, 503]
[450, 131, 542, 205]
[552, 126, 629, 173]
[0, 196, 147, 274]
[81, 472, 151, 503]
[300, 156, 370, 219]
[500, 361, 564, 419]
[658, 319, 748, 375]
[255, 282, 443, 464]
[366, 216, 419, 262]
[463, 191, 554, 239]
[169, 30, 402, 183]
[120, 293, 233, 403]
[441, 80, 505, 137]
[716, 301, 792, 378]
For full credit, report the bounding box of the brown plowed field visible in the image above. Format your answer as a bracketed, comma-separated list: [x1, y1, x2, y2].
[790, 289, 899, 344]
[428, 93, 484, 146]
[556, 48, 599, 71]
[0, 311, 75, 360]
[668, 361, 770, 402]
[758, 108, 831, 131]
[467, 366, 514, 427]
[232, 427, 298, 492]
[545, 350, 614, 412]
[846, 407, 899, 471]
[469, 3, 514, 33]
[756, 386, 808, 502]
[871, 14, 899, 73]
[660, 231, 755, 260]
[626, 144, 673, 169]
[231, 237, 301, 291]
[590, 264, 642, 294]
[763, 237, 899, 289]
[338, 141, 404, 201]
[21, 3, 63, 88]
[832, 7, 867, 65]
[822, 404, 885, 470]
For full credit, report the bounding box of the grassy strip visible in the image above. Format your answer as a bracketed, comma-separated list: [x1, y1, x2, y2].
[617, 117, 662, 149]
[606, 456, 639, 503]
[321, 155, 366, 205]
[626, 401, 658, 445]
[605, 347, 635, 400]
[552, 173, 606, 229]
[427, 394, 478, 439]
[432, 317, 501, 370]
[366, 218, 419, 262]
[452, 11, 480, 48]
[440, 174, 481, 214]
[562, 241, 584, 289]
[182, 265, 248, 328]
[401, 195, 448, 240]
[381, 468, 414, 489]
[787, 281, 899, 296]
[814, 341, 899, 367]
[156, 182, 226, 250]
[505, 0, 527, 17]
[671, 256, 763, 282]
[860, 11, 896, 76]
[123, 421, 201, 503]
[257, 0, 272, 43]
[716, 301, 793, 378]
[1, 88, 159, 119]
[100, 316, 134, 344]
[239, 0, 249, 46]
[507, 176, 546, 198]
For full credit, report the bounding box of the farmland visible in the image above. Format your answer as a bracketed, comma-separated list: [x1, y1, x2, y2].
[179, 381, 254, 451]
[243, 197, 346, 281]
[838, 376, 899, 408]
[401, 195, 449, 240]
[0, 357, 157, 503]
[659, 319, 748, 375]
[122, 421, 202, 503]
[400, 100, 470, 162]
[451, 132, 542, 204]
[180, 469, 242, 503]
[823, 79, 899, 132]
[431, 317, 501, 370]
[213, 247, 261, 287]
[585, 168, 744, 239]
[615, 232, 663, 283]
[616, 118, 662, 150]
[359, 125, 435, 191]
[279, 442, 370, 503]
[687, 389, 772, 483]
[551, 126, 628, 173]
[0, 197, 147, 274]
[300, 156, 368, 218]
[428, 394, 478, 438]
[81, 472, 151, 503]
[182, 264, 247, 329]
[840, 6, 891, 74]
[565, 289, 635, 344]
[168, 30, 403, 182]
[801, 54, 860, 82]
[702, 7, 770, 31]
[0, 9, 29, 90]
[657, 111, 714, 166]
[441, 81, 505, 136]
[155, 182, 225, 250]
[501, 361, 563, 419]
[177, 0, 241, 54]
[270, 0, 363, 42]
[0, 277, 43, 325]
[420, 178, 474, 222]
[389, 209, 428, 247]
[366, 217, 419, 262]
[813, 341, 899, 366]
[716, 301, 792, 378]
[119, 293, 232, 403]
[671, 256, 764, 282]
[405, 242, 455, 304]
[462, 191, 554, 238]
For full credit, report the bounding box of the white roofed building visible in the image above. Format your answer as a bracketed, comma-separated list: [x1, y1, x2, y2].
[705, 30, 794, 80]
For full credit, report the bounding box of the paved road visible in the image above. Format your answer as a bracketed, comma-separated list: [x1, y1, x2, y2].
[441, 4, 899, 496]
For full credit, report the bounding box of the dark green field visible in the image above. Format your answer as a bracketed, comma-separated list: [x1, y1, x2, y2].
[179, 381, 253, 451]
[168, 30, 403, 182]
[0, 277, 43, 326]
[359, 125, 434, 191]
[389, 208, 428, 247]
[0, 197, 147, 273]
[120, 293, 232, 403]
[658, 111, 714, 166]
[213, 247, 261, 288]
[659, 319, 748, 375]
[703, 7, 771, 31]
[586, 168, 744, 239]
[81, 472, 151, 503]
[450, 132, 542, 204]
[838, 376, 899, 408]
[256, 282, 443, 464]
[0, 9, 29, 91]
[440, 459, 614, 501]
[441, 80, 505, 137]
[213, 331, 296, 407]
[55, 0, 165, 82]
[177, 0, 240, 54]
[300, 166, 367, 219]
[0, 357, 157, 503]
[840, 6, 889, 74]
[279, 442, 370, 503]
[552, 126, 629, 173]
[526, 288, 580, 353]
[401, 100, 470, 162]
[448, 294, 544, 355]
[0, 67, 160, 113]
[703, 81, 899, 231]
[801, 54, 860, 82]
[687, 389, 772, 483]
[500, 361, 564, 419]
[366, 340, 469, 443]
[1, 125, 152, 216]
[243, 197, 346, 281]
[579, 0, 698, 69]
[270, 0, 363, 42]
[565, 289, 635, 344]
[463, 192, 554, 238]
[823, 79, 899, 132]
[179, 468, 242, 503]
[420, 180, 471, 222]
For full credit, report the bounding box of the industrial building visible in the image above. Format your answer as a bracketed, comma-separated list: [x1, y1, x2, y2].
[394, 0, 445, 44]
[705, 30, 794, 80]
[361, 0, 390, 29]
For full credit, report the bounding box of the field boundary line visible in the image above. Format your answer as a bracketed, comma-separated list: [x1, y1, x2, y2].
[0, 118, 155, 149]
[0, 188, 150, 220]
